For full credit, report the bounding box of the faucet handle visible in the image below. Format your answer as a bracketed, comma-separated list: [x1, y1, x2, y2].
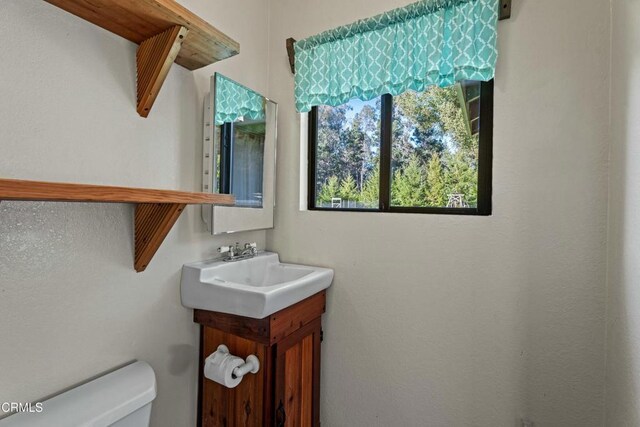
[245, 242, 257, 249]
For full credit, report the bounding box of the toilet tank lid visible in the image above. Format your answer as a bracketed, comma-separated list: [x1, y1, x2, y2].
[0, 361, 156, 427]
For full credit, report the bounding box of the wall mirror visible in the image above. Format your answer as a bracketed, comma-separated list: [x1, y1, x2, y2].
[202, 73, 277, 234]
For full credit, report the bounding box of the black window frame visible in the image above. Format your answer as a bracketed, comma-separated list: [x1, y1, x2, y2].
[307, 79, 494, 215]
[218, 122, 234, 194]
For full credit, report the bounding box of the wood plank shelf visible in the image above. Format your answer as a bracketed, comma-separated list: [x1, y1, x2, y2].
[43, 0, 240, 117]
[0, 178, 234, 272]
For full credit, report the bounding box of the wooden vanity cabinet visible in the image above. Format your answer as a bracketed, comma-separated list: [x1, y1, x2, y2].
[194, 291, 326, 427]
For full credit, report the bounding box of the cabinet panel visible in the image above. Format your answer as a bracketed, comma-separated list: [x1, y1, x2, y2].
[300, 335, 313, 426]
[284, 340, 302, 426]
[201, 327, 268, 427]
[275, 319, 322, 427]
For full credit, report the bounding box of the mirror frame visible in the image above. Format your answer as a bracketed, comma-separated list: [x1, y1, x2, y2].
[202, 74, 277, 235]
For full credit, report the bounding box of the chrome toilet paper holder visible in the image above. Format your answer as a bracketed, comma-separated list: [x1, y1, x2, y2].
[215, 344, 260, 379]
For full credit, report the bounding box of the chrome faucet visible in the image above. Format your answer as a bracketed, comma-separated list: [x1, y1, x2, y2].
[218, 242, 258, 262]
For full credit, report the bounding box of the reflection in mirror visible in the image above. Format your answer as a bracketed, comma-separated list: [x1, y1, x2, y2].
[214, 74, 266, 208]
[202, 73, 277, 235]
[216, 121, 265, 207]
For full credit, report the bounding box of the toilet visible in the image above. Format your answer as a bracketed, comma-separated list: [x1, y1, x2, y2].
[0, 361, 156, 427]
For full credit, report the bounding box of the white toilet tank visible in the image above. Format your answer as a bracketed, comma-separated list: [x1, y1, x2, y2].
[0, 361, 156, 427]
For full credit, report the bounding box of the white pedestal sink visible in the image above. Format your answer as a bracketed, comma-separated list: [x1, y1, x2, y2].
[180, 252, 333, 319]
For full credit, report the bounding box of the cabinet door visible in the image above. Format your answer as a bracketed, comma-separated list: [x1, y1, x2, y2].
[274, 318, 322, 427]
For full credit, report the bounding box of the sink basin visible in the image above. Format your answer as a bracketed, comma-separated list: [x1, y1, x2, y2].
[180, 252, 333, 319]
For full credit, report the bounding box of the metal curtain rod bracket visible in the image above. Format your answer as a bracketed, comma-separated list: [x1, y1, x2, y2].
[286, 37, 296, 74]
[286, 0, 511, 75]
[500, 0, 512, 20]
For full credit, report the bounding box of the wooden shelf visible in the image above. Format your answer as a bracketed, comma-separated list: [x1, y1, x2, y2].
[43, 0, 240, 116]
[0, 178, 232, 204]
[0, 178, 234, 272]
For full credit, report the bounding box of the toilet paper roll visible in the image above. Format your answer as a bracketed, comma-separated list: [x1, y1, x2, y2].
[204, 351, 245, 388]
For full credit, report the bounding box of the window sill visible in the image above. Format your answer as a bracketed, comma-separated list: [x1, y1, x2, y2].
[308, 206, 491, 216]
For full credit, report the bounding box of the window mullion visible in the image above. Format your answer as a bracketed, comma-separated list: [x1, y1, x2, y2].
[308, 107, 318, 209]
[379, 94, 393, 211]
[220, 122, 233, 193]
[477, 81, 494, 215]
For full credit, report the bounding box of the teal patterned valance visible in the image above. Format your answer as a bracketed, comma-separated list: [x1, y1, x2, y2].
[294, 0, 499, 113]
[214, 74, 265, 126]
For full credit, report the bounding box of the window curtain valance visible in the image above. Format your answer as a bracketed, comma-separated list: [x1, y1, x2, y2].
[214, 74, 265, 126]
[294, 0, 499, 113]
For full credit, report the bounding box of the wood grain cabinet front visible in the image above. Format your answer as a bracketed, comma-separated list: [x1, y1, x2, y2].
[195, 291, 326, 427]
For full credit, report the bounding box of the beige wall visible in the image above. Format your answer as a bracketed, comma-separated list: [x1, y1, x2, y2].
[0, 0, 620, 426]
[605, 0, 640, 425]
[267, 0, 610, 425]
[0, 0, 269, 425]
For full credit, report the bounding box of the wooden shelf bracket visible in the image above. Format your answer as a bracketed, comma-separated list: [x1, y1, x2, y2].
[134, 202, 186, 272]
[136, 25, 188, 117]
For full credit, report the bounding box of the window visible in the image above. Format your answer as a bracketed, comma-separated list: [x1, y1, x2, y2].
[308, 80, 493, 215]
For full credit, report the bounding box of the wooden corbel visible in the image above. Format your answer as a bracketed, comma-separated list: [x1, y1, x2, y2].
[136, 25, 189, 117]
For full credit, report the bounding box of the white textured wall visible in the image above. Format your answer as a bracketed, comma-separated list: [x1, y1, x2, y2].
[0, 0, 269, 425]
[605, 0, 640, 425]
[267, 0, 609, 425]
